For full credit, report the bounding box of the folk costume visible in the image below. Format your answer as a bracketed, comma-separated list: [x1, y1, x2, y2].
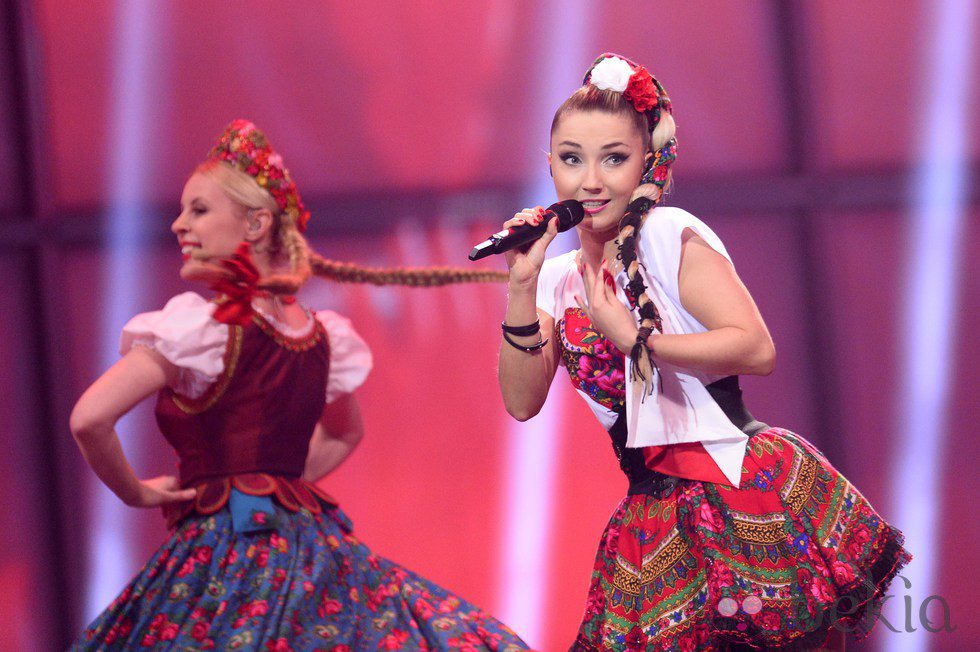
[74, 121, 528, 651]
[538, 55, 912, 651]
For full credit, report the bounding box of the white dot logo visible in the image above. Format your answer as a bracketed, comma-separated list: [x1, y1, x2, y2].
[742, 595, 762, 614]
[717, 597, 738, 617]
[716, 595, 762, 616]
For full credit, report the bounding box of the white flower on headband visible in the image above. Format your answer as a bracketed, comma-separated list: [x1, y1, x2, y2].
[589, 56, 634, 93]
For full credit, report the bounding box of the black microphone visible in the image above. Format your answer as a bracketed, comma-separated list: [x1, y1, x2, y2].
[468, 200, 584, 261]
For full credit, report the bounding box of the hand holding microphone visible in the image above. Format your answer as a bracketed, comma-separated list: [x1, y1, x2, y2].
[468, 200, 584, 261]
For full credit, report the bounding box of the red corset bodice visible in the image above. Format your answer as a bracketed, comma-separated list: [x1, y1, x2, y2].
[154, 314, 330, 488]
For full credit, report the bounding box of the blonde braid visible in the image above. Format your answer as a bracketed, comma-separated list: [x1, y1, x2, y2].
[255, 209, 508, 293]
[308, 251, 508, 286]
[258, 211, 312, 295]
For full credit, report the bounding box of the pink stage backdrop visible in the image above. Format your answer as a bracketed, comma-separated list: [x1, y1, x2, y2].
[0, 1, 976, 650]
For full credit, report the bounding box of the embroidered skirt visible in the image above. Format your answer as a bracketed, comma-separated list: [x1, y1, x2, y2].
[572, 428, 911, 651]
[72, 501, 528, 651]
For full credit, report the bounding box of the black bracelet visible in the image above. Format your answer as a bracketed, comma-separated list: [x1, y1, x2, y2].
[501, 319, 541, 337]
[502, 330, 549, 352]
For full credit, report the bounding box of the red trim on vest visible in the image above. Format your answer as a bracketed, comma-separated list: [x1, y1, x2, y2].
[162, 473, 338, 529]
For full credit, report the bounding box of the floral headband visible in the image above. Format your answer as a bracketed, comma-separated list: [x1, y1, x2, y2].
[208, 119, 311, 232]
[583, 53, 677, 188]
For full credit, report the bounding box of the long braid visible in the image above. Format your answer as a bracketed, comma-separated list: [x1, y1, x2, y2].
[308, 251, 508, 286]
[255, 211, 507, 291]
[618, 131, 676, 396]
[616, 194, 663, 395]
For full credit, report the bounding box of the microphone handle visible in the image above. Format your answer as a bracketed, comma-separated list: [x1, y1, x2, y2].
[468, 210, 554, 261]
[467, 200, 582, 261]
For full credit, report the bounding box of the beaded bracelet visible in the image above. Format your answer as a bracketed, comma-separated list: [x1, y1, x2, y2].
[501, 319, 541, 337]
[502, 330, 549, 352]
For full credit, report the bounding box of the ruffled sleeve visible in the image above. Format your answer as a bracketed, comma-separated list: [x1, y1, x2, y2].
[315, 311, 373, 404]
[119, 292, 230, 399]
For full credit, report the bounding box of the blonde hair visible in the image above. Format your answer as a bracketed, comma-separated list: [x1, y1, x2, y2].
[197, 160, 507, 293]
[197, 159, 278, 214]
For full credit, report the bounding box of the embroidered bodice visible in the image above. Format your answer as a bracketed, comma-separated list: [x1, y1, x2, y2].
[558, 307, 626, 412]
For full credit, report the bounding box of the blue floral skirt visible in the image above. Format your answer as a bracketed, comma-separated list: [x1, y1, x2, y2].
[72, 502, 528, 651]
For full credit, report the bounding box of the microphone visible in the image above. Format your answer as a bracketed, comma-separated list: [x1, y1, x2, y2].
[468, 200, 584, 261]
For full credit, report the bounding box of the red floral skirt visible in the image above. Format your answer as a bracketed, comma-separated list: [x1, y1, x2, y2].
[572, 428, 911, 651]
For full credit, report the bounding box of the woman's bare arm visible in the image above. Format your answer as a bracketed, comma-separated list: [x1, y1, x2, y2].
[69, 347, 196, 506]
[302, 392, 365, 482]
[647, 230, 775, 376]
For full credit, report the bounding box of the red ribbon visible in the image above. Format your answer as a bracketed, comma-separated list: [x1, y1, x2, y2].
[210, 243, 261, 326]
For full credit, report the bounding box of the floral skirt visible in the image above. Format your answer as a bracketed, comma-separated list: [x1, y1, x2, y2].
[72, 503, 528, 651]
[572, 428, 911, 651]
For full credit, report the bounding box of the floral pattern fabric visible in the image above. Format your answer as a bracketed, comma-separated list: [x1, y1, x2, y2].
[556, 309, 911, 650]
[559, 307, 626, 411]
[73, 503, 528, 651]
[571, 427, 910, 651]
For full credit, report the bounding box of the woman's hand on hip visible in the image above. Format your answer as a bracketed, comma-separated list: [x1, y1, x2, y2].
[126, 475, 197, 508]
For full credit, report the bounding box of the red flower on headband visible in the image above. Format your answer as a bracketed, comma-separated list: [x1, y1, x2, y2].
[623, 66, 659, 113]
